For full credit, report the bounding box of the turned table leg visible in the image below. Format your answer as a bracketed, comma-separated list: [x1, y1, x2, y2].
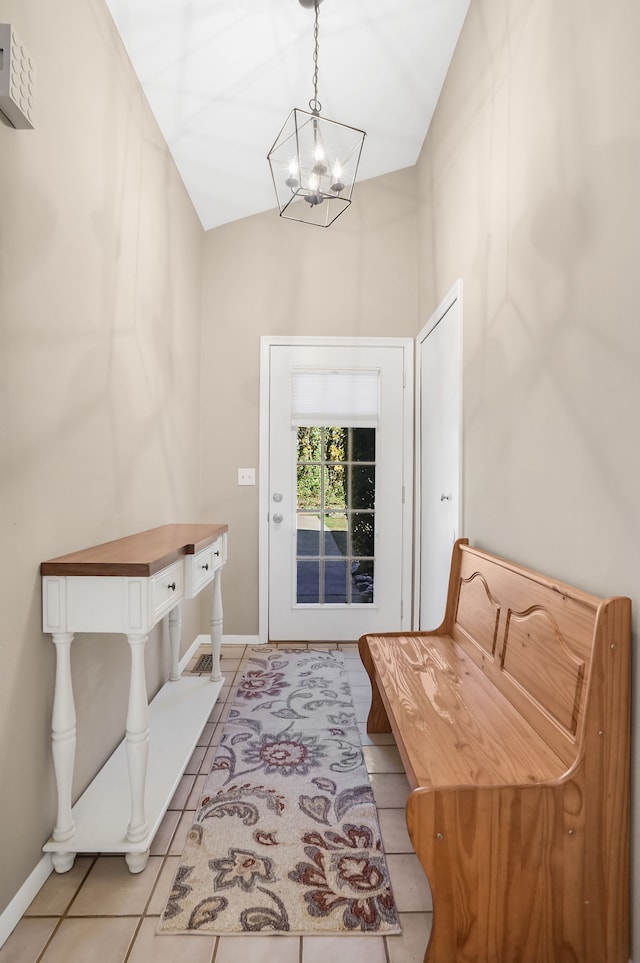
[50, 632, 77, 873]
[168, 603, 182, 682]
[124, 633, 150, 872]
[209, 567, 223, 682]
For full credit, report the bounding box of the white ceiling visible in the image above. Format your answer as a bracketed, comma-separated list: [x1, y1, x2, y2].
[104, 0, 470, 231]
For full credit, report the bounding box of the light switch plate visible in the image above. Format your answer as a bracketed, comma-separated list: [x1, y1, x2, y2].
[238, 468, 256, 486]
[0, 24, 35, 129]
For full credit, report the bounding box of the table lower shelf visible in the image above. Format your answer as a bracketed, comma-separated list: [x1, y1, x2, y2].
[44, 673, 224, 871]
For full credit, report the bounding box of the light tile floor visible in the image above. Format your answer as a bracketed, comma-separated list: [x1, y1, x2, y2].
[0, 644, 432, 963]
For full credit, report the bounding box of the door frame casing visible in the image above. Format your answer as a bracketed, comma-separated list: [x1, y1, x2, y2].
[413, 280, 464, 629]
[259, 335, 414, 644]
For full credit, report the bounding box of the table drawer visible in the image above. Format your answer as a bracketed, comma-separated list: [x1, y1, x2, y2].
[186, 537, 224, 598]
[150, 560, 184, 621]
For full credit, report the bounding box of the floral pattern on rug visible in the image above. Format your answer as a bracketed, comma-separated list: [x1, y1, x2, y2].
[159, 649, 400, 936]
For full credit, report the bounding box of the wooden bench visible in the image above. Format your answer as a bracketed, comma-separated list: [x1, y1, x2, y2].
[359, 538, 631, 963]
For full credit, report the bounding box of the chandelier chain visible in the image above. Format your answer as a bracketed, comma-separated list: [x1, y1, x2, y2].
[309, 0, 321, 114]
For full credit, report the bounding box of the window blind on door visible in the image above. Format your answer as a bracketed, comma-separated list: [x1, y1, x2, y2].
[291, 369, 380, 427]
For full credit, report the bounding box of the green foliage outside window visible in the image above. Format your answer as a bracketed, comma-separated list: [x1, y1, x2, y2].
[297, 427, 347, 510]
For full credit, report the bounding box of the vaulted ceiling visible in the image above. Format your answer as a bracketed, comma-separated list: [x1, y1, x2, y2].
[105, 0, 470, 230]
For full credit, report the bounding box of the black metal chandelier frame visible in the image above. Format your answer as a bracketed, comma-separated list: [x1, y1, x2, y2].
[267, 0, 366, 227]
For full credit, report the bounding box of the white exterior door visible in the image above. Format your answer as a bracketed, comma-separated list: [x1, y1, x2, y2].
[415, 283, 462, 629]
[261, 338, 413, 642]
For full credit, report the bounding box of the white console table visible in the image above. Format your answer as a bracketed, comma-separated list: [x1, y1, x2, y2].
[41, 523, 228, 874]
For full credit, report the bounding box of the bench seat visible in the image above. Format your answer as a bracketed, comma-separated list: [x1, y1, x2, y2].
[366, 633, 567, 789]
[359, 539, 631, 963]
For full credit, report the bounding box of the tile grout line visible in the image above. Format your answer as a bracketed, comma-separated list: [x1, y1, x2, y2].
[121, 916, 145, 963]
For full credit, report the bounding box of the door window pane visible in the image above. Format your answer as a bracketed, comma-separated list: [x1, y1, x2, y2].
[351, 427, 376, 462]
[324, 466, 346, 509]
[350, 465, 375, 509]
[297, 426, 323, 462]
[297, 561, 320, 603]
[295, 427, 376, 605]
[297, 464, 321, 510]
[324, 560, 348, 603]
[297, 525, 320, 557]
[351, 513, 375, 557]
[323, 514, 347, 557]
[351, 560, 375, 602]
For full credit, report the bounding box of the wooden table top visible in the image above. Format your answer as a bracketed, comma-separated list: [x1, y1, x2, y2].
[41, 523, 228, 577]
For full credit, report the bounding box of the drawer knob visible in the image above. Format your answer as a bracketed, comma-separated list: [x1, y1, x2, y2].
[168, 581, 176, 592]
[214, 550, 220, 557]
[202, 562, 209, 571]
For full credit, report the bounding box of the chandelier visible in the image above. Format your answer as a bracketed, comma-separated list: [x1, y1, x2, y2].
[267, 0, 366, 227]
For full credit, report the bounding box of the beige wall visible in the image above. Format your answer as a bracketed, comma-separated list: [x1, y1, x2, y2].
[416, 0, 640, 955]
[199, 168, 419, 636]
[1, 0, 638, 956]
[0, 0, 204, 915]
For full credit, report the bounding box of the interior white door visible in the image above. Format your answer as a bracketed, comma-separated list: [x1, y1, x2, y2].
[266, 340, 412, 641]
[416, 284, 462, 629]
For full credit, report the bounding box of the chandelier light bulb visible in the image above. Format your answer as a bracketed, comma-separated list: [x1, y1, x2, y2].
[285, 157, 300, 190]
[304, 171, 324, 206]
[331, 160, 345, 193]
[312, 141, 327, 176]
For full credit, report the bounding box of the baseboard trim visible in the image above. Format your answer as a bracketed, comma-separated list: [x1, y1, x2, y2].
[0, 854, 53, 949]
[189, 634, 262, 654]
[223, 634, 262, 645]
[180, 634, 206, 671]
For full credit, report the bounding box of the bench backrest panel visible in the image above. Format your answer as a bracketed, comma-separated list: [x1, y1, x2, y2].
[449, 543, 600, 766]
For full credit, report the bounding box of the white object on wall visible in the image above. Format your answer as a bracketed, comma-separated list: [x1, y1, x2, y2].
[0, 24, 34, 129]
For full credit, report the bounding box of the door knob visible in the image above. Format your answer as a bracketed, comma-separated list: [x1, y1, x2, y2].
[273, 493, 283, 503]
[272, 513, 283, 524]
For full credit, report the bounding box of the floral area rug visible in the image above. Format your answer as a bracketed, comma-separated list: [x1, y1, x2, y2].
[159, 648, 400, 936]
